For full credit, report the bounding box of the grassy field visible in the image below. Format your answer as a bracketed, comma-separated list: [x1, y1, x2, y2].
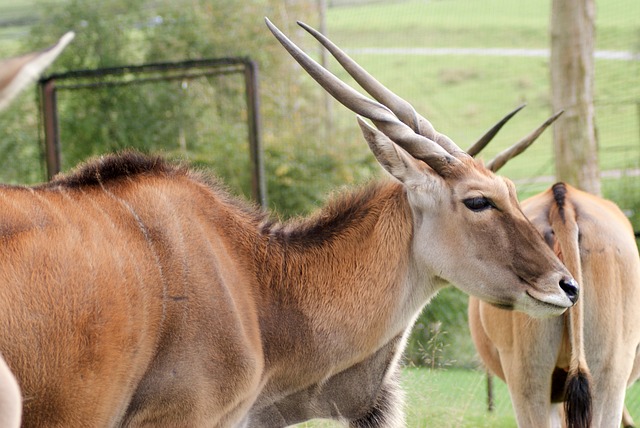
[327, 0, 639, 50]
[324, 0, 639, 157]
[0, 0, 38, 54]
[324, 0, 640, 216]
[294, 367, 640, 427]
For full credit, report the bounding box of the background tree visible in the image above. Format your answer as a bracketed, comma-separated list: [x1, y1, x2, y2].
[550, 0, 599, 195]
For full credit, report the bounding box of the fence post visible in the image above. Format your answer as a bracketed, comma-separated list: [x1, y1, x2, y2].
[40, 78, 61, 180]
[487, 370, 494, 412]
[244, 59, 267, 209]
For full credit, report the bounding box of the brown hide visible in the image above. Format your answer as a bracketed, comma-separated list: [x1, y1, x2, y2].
[1, 155, 267, 426]
[0, 150, 577, 427]
[0, 153, 415, 427]
[469, 183, 640, 427]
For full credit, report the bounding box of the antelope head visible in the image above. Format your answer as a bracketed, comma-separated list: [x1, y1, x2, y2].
[266, 19, 578, 317]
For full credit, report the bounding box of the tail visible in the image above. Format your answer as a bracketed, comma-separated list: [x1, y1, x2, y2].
[549, 183, 592, 428]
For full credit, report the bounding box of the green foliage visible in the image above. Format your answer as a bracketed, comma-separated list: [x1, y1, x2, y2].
[405, 287, 478, 369]
[0, 96, 46, 183]
[2, 0, 379, 217]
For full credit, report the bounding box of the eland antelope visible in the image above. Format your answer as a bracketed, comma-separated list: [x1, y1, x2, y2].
[0, 20, 578, 427]
[468, 120, 640, 427]
[0, 31, 74, 428]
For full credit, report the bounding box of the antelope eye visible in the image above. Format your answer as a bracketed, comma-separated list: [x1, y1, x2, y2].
[463, 197, 494, 212]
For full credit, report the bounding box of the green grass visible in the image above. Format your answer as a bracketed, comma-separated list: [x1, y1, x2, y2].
[327, 0, 551, 49]
[319, 50, 639, 187]
[327, 0, 640, 51]
[0, 0, 63, 56]
[294, 367, 640, 427]
[400, 368, 516, 428]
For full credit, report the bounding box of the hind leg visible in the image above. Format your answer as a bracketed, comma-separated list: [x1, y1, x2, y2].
[588, 359, 630, 428]
[498, 316, 563, 428]
[503, 353, 557, 428]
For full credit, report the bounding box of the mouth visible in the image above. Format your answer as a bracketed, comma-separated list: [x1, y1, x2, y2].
[525, 290, 571, 315]
[488, 301, 515, 311]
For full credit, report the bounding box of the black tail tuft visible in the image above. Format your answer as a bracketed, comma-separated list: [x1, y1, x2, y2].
[564, 369, 592, 428]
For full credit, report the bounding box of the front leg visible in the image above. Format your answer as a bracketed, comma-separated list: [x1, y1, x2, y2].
[348, 365, 404, 428]
[246, 334, 406, 427]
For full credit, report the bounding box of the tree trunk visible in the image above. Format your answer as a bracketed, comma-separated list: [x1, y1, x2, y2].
[550, 0, 600, 195]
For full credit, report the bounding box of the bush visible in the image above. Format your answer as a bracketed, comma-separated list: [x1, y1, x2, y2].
[405, 287, 479, 369]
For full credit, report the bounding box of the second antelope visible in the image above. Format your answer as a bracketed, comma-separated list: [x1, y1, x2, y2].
[0, 20, 577, 426]
[469, 134, 640, 427]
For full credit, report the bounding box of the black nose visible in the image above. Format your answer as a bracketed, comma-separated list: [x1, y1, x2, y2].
[559, 276, 579, 304]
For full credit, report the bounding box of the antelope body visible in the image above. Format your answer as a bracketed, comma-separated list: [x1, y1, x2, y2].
[0, 21, 580, 426]
[469, 183, 640, 428]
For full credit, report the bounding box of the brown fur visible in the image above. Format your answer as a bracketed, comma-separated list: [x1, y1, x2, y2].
[0, 152, 413, 426]
[469, 183, 640, 427]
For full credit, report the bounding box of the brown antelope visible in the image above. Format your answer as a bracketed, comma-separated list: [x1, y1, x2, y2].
[0, 20, 579, 427]
[0, 31, 74, 428]
[468, 115, 640, 427]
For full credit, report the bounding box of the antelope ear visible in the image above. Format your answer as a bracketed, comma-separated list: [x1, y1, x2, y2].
[357, 116, 426, 185]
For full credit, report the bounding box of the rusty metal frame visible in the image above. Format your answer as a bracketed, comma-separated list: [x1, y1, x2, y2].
[38, 57, 266, 208]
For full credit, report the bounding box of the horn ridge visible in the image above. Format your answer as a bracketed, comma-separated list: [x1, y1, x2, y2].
[486, 110, 564, 172]
[467, 104, 526, 157]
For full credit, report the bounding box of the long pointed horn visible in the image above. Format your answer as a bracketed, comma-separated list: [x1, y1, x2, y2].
[486, 110, 564, 172]
[467, 104, 526, 156]
[265, 18, 461, 174]
[0, 31, 75, 111]
[296, 21, 466, 158]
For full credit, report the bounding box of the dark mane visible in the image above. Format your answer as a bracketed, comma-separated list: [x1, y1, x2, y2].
[45, 151, 181, 188]
[265, 181, 404, 248]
